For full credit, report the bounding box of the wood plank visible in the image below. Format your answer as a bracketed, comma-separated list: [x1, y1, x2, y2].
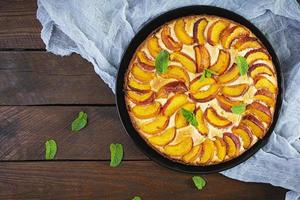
[0, 52, 114, 105]
[0, 161, 287, 200]
[0, 106, 145, 160]
[0, 0, 44, 49]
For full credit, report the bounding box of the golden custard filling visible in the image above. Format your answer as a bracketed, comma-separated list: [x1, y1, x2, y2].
[124, 15, 278, 166]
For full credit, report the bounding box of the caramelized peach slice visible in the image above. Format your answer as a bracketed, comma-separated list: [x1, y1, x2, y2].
[137, 51, 155, 67]
[248, 63, 274, 79]
[233, 36, 262, 51]
[148, 127, 176, 146]
[223, 132, 241, 158]
[207, 20, 230, 45]
[246, 102, 272, 124]
[198, 139, 215, 164]
[183, 144, 201, 163]
[216, 94, 243, 112]
[254, 76, 277, 94]
[189, 84, 220, 102]
[193, 18, 208, 45]
[214, 137, 227, 161]
[241, 115, 265, 138]
[232, 124, 253, 149]
[175, 102, 196, 129]
[160, 65, 190, 86]
[131, 63, 155, 82]
[189, 77, 216, 94]
[174, 19, 194, 45]
[218, 64, 239, 84]
[209, 49, 230, 75]
[194, 45, 210, 72]
[164, 137, 193, 157]
[254, 89, 275, 107]
[162, 94, 188, 117]
[132, 102, 161, 119]
[245, 48, 271, 65]
[141, 115, 169, 135]
[220, 26, 249, 48]
[128, 78, 151, 92]
[127, 90, 155, 105]
[204, 107, 232, 128]
[161, 26, 183, 52]
[157, 81, 187, 98]
[147, 36, 162, 58]
[195, 108, 208, 135]
[221, 84, 249, 97]
[170, 52, 196, 73]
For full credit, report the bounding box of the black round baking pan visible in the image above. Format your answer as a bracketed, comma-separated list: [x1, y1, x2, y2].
[115, 5, 283, 173]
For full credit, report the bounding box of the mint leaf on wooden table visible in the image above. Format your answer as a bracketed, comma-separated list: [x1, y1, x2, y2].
[110, 143, 123, 167]
[155, 50, 169, 74]
[181, 108, 198, 127]
[71, 111, 88, 132]
[231, 104, 246, 114]
[236, 56, 249, 75]
[200, 69, 217, 81]
[45, 139, 57, 160]
[192, 176, 206, 190]
[132, 196, 142, 200]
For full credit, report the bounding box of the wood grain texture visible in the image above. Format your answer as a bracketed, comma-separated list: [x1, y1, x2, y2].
[0, 161, 286, 200]
[0, 52, 114, 105]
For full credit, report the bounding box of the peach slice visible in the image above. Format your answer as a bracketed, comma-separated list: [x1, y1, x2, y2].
[148, 127, 176, 146]
[221, 84, 249, 97]
[189, 84, 220, 102]
[175, 102, 196, 129]
[218, 64, 240, 84]
[198, 139, 215, 164]
[207, 20, 230, 45]
[161, 26, 183, 52]
[223, 132, 241, 158]
[140, 115, 169, 135]
[131, 63, 155, 82]
[137, 51, 155, 67]
[246, 101, 272, 124]
[209, 49, 230, 75]
[160, 65, 190, 86]
[254, 76, 277, 94]
[174, 19, 194, 45]
[162, 94, 189, 117]
[220, 26, 249, 48]
[164, 137, 193, 157]
[254, 89, 275, 107]
[157, 81, 188, 98]
[127, 90, 155, 105]
[195, 108, 208, 135]
[147, 36, 162, 58]
[204, 107, 232, 128]
[241, 115, 265, 138]
[214, 137, 227, 161]
[128, 78, 151, 92]
[170, 52, 196, 73]
[189, 77, 216, 94]
[194, 45, 210, 72]
[233, 36, 262, 51]
[193, 18, 208, 45]
[132, 102, 161, 119]
[216, 94, 243, 112]
[183, 144, 202, 163]
[248, 63, 274, 78]
[232, 124, 253, 149]
[245, 48, 271, 65]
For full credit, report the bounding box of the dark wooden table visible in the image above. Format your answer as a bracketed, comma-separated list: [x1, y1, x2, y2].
[0, 1, 287, 199]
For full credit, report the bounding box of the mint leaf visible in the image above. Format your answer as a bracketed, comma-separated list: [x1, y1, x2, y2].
[181, 108, 198, 127]
[231, 104, 246, 114]
[155, 50, 169, 74]
[192, 176, 206, 190]
[110, 143, 123, 167]
[71, 111, 88, 132]
[236, 56, 248, 75]
[45, 139, 57, 160]
[132, 196, 142, 200]
[200, 69, 216, 81]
